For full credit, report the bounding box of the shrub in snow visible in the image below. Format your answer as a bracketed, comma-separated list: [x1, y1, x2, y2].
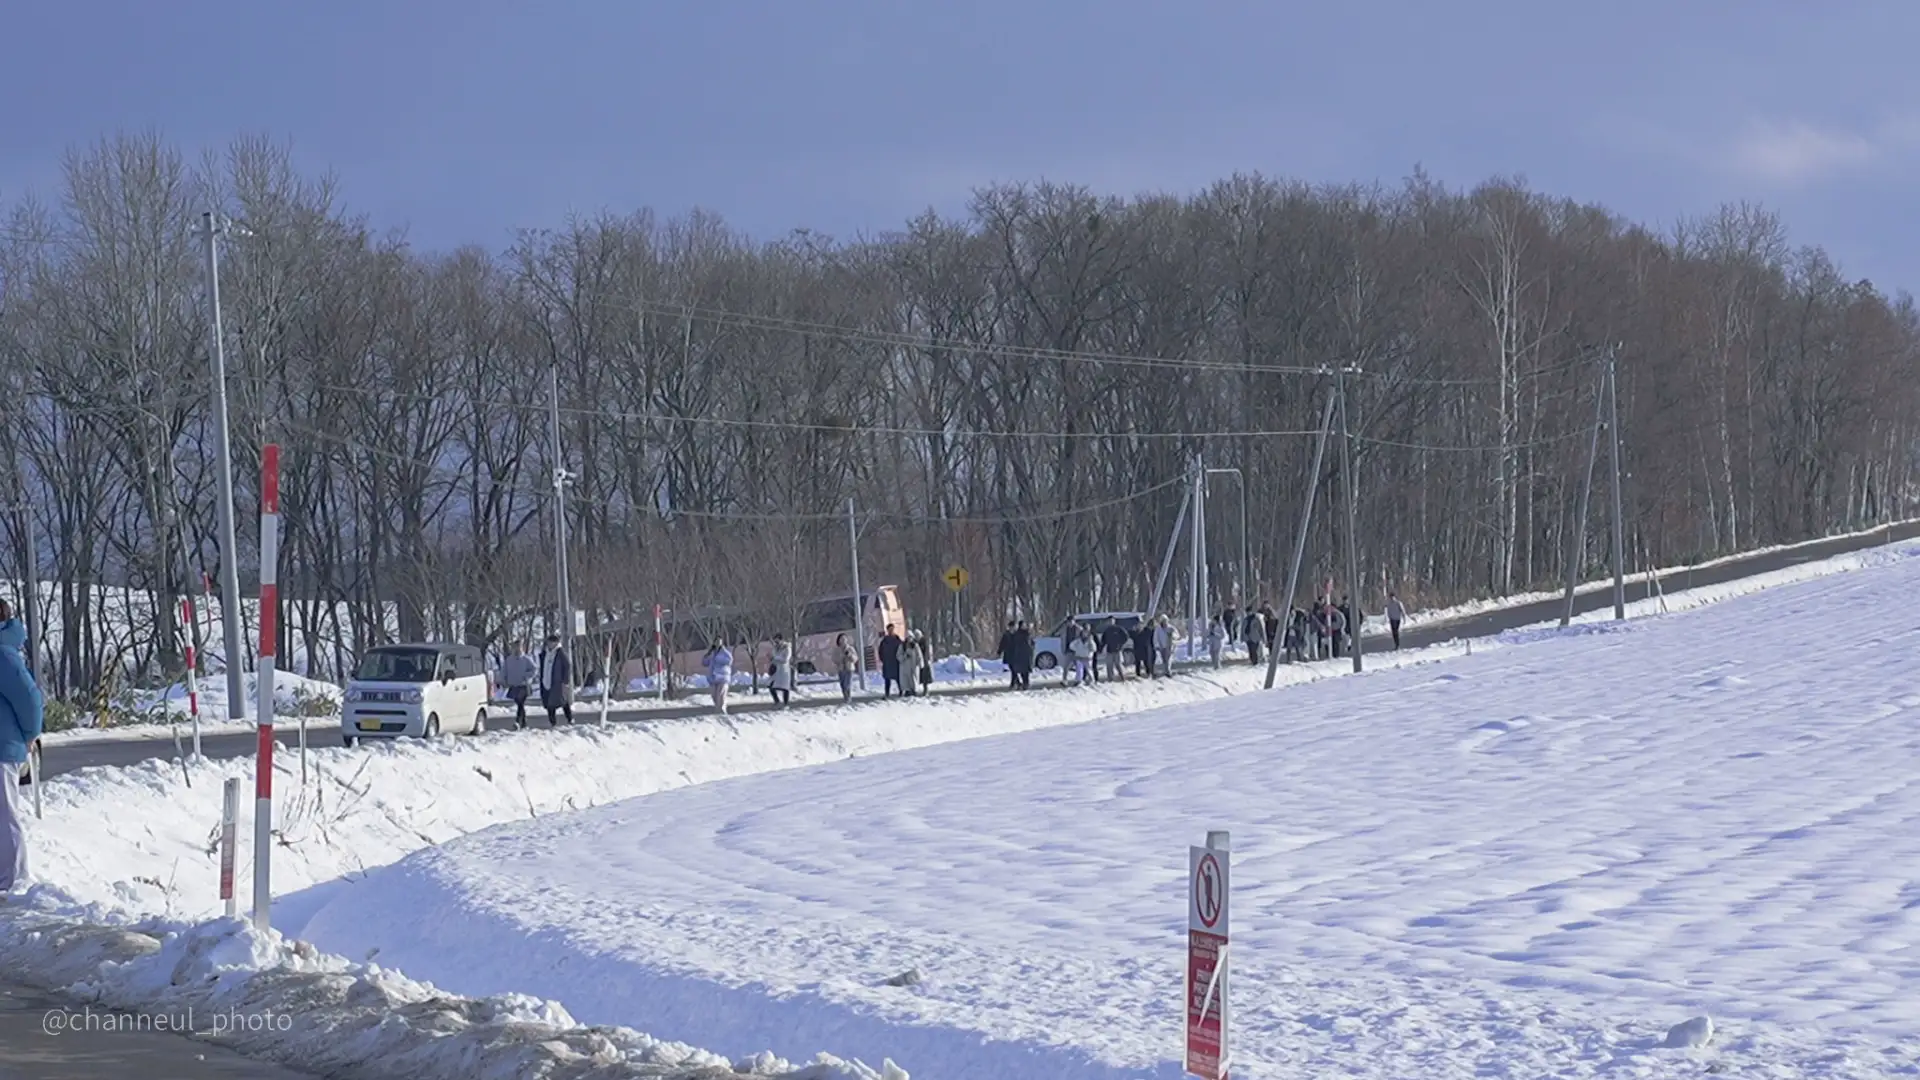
[1663, 1015, 1714, 1049]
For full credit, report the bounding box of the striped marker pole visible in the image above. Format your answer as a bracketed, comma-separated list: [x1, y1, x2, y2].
[181, 596, 202, 759]
[253, 444, 279, 932]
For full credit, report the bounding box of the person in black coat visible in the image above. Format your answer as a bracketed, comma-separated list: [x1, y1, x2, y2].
[878, 625, 905, 696]
[1130, 622, 1155, 678]
[1007, 621, 1034, 690]
[537, 634, 573, 726]
[996, 620, 1019, 689]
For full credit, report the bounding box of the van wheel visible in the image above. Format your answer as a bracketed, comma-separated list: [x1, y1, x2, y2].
[425, 713, 441, 738]
[470, 709, 487, 735]
[1034, 652, 1058, 671]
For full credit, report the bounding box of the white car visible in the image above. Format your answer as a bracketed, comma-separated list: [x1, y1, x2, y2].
[1031, 612, 1146, 671]
[342, 643, 491, 744]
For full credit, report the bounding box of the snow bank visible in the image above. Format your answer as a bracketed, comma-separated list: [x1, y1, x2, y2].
[12, 535, 1920, 1077]
[0, 890, 902, 1079]
[295, 541, 1920, 1078]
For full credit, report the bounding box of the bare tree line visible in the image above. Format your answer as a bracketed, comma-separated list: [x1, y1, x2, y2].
[2, 133, 1915, 696]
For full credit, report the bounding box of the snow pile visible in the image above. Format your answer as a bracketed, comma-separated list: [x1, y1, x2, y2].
[0, 891, 903, 1079]
[292, 542, 1920, 1078]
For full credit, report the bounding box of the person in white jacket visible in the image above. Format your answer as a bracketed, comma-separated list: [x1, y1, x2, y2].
[1205, 615, 1226, 669]
[768, 634, 795, 707]
[1068, 624, 1096, 686]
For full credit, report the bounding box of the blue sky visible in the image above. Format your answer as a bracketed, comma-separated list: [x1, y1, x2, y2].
[6, 0, 1917, 291]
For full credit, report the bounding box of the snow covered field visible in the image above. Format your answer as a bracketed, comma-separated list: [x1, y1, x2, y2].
[7, 536, 1919, 1078]
[295, 544, 1920, 1078]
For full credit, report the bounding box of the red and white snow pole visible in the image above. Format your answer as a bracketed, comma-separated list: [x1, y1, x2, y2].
[181, 596, 202, 759]
[253, 444, 279, 932]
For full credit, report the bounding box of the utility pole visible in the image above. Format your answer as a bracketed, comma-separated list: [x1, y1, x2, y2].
[197, 212, 246, 719]
[1337, 368, 1363, 674]
[1607, 347, 1626, 620]
[8, 442, 41, 686]
[1148, 484, 1191, 617]
[547, 366, 575, 646]
[1266, 388, 1336, 689]
[1188, 456, 1203, 660]
[847, 497, 869, 693]
[1560, 363, 1608, 627]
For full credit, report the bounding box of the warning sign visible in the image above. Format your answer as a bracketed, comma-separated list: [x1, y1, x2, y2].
[1185, 844, 1230, 1079]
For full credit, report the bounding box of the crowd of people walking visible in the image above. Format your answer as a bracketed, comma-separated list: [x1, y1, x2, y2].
[479, 587, 1413, 723]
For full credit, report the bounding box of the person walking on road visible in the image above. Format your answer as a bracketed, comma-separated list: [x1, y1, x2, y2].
[1206, 615, 1226, 669]
[1130, 620, 1155, 678]
[537, 634, 574, 727]
[899, 631, 925, 698]
[768, 633, 796, 707]
[703, 642, 733, 714]
[501, 640, 536, 729]
[1153, 615, 1176, 677]
[1008, 620, 1034, 690]
[1099, 619, 1130, 682]
[997, 620, 1019, 689]
[0, 599, 44, 894]
[916, 631, 935, 694]
[1243, 608, 1265, 666]
[834, 633, 858, 702]
[879, 625, 905, 697]
[1385, 591, 1406, 649]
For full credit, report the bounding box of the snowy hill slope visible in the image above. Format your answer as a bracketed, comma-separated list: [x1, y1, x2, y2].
[297, 544, 1920, 1078]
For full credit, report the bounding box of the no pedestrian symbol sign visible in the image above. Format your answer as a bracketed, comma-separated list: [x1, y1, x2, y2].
[1186, 845, 1230, 1079]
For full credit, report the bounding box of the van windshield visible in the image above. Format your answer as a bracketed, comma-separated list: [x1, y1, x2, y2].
[355, 648, 441, 682]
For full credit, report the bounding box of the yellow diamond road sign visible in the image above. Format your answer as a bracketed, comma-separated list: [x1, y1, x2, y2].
[944, 565, 969, 592]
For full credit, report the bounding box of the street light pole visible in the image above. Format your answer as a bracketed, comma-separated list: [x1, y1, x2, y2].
[197, 213, 246, 720]
[547, 366, 575, 645]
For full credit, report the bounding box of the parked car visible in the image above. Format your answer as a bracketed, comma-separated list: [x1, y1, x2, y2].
[1031, 612, 1146, 671]
[342, 643, 490, 745]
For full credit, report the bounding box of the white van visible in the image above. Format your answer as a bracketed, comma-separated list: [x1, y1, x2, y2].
[342, 643, 491, 744]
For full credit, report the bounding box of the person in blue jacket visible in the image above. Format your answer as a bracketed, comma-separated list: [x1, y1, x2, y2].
[0, 598, 44, 893]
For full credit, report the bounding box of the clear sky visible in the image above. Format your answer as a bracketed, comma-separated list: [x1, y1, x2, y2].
[5, 0, 1916, 291]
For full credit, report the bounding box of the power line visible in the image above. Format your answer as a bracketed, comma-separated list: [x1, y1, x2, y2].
[623, 299, 1600, 388]
[254, 376, 1595, 450]
[280, 420, 1190, 525]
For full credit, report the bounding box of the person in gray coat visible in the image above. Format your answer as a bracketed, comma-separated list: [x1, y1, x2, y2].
[501, 641, 537, 729]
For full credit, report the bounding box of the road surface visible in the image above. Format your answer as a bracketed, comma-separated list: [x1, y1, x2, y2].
[37, 521, 1918, 781]
[0, 980, 315, 1080]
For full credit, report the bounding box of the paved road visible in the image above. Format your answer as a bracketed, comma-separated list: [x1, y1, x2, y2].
[0, 981, 315, 1080]
[37, 521, 1918, 781]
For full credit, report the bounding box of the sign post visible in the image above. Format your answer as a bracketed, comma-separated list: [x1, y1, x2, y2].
[944, 565, 968, 652]
[219, 777, 239, 918]
[1186, 831, 1231, 1079]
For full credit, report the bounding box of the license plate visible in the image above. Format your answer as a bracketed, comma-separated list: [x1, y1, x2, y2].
[357, 719, 380, 731]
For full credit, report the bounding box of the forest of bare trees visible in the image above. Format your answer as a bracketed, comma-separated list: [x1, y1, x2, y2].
[3, 133, 1916, 696]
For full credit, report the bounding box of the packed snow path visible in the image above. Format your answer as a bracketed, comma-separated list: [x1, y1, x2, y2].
[302, 544, 1920, 1079]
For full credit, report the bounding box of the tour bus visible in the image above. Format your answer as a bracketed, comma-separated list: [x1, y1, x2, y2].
[592, 586, 909, 691]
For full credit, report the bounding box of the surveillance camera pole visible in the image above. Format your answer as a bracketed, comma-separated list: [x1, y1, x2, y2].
[197, 212, 247, 719]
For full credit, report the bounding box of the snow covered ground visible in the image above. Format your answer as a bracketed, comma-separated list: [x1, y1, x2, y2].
[294, 543, 1920, 1078]
[8, 535, 1919, 1078]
